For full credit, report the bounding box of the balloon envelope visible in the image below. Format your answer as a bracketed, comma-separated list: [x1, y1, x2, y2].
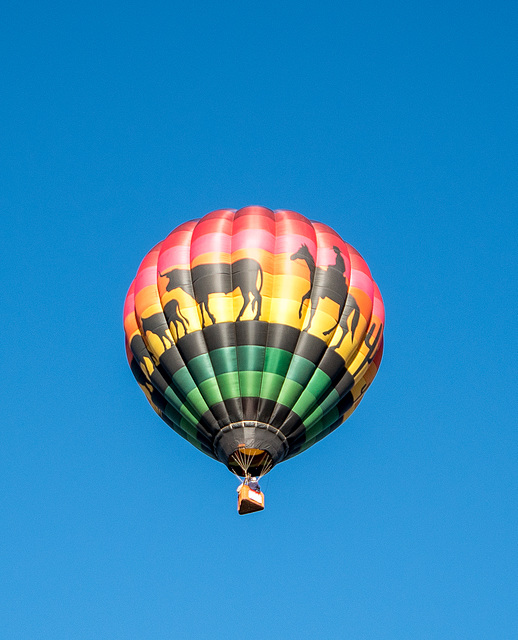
[123, 206, 384, 476]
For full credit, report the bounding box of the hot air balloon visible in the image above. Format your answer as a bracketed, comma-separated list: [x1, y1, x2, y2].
[123, 206, 384, 512]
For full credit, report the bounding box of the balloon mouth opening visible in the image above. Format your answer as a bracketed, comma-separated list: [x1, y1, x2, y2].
[213, 421, 289, 475]
[228, 448, 273, 477]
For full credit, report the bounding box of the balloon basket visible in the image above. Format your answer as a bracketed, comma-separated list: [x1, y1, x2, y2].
[237, 485, 265, 515]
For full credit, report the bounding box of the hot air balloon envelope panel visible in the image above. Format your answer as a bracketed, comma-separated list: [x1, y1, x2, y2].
[124, 206, 384, 470]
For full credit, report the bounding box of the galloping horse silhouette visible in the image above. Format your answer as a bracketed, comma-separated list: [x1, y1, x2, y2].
[160, 259, 263, 328]
[290, 244, 360, 345]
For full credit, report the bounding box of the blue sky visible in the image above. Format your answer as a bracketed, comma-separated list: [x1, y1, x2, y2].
[1, 2, 517, 638]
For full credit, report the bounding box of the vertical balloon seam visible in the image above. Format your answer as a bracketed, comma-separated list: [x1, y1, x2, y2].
[186, 213, 235, 442]
[125, 279, 214, 451]
[125, 274, 175, 417]
[142, 242, 217, 442]
[147, 263, 218, 441]
[257, 207, 287, 426]
[298, 294, 383, 441]
[231, 207, 269, 424]
[305, 318, 378, 430]
[136, 242, 216, 442]
[257, 207, 278, 421]
[341, 249, 375, 372]
[293, 241, 377, 436]
[256, 208, 279, 427]
[147, 229, 214, 439]
[311, 224, 354, 348]
[124, 317, 167, 419]
[124, 283, 169, 420]
[314, 244, 379, 403]
[126, 329, 186, 428]
[312, 364, 371, 440]
[272, 213, 331, 436]
[186, 215, 234, 436]
[294, 385, 360, 454]
[285, 228, 357, 433]
[160, 218, 233, 437]
[345, 282, 383, 380]
[333, 246, 371, 369]
[291, 268, 381, 443]
[256, 208, 289, 428]
[210, 209, 244, 427]
[152, 225, 225, 444]
[260, 211, 318, 433]
[272, 214, 332, 443]
[270, 218, 344, 442]
[228, 208, 247, 426]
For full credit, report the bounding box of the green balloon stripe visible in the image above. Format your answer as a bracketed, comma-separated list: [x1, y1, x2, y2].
[162, 404, 202, 442]
[185, 351, 219, 384]
[212, 371, 241, 401]
[237, 345, 265, 371]
[301, 388, 343, 430]
[183, 345, 330, 392]
[185, 386, 214, 415]
[197, 377, 227, 407]
[276, 378, 305, 408]
[299, 407, 342, 449]
[167, 345, 347, 424]
[283, 353, 318, 385]
[178, 418, 216, 457]
[160, 402, 183, 426]
[163, 342, 352, 451]
[171, 367, 198, 395]
[238, 370, 263, 397]
[292, 371, 338, 422]
[263, 346, 293, 374]
[291, 388, 319, 419]
[167, 369, 212, 423]
[208, 346, 237, 375]
[163, 386, 202, 428]
[257, 371, 287, 401]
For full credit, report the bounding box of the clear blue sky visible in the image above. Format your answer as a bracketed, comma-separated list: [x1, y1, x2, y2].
[1, 2, 517, 638]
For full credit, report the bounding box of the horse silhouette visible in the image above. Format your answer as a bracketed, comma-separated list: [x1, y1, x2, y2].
[140, 313, 174, 364]
[163, 298, 189, 336]
[291, 244, 359, 343]
[331, 297, 361, 349]
[160, 259, 263, 328]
